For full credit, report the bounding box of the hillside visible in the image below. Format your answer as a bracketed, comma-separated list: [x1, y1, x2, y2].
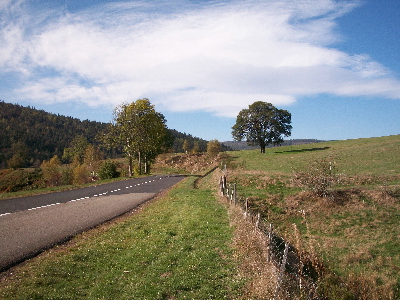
[224, 135, 400, 299]
[0, 101, 108, 168]
[0, 101, 209, 169]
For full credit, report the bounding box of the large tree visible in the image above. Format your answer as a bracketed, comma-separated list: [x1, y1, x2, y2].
[232, 101, 292, 153]
[104, 99, 171, 176]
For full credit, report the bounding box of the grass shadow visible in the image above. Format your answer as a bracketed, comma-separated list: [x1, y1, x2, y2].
[275, 147, 330, 154]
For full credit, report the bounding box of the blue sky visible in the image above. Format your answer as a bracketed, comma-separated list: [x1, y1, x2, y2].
[1, 0, 399, 142]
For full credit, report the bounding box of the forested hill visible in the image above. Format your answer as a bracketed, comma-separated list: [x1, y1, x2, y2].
[0, 101, 209, 169]
[0, 101, 108, 168]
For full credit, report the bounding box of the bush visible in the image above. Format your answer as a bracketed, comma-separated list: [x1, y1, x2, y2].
[72, 164, 91, 185]
[293, 157, 341, 197]
[0, 168, 43, 193]
[61, 167, 73, 186]
[41, 156, 63, 186]
[98, 160, 118, 180]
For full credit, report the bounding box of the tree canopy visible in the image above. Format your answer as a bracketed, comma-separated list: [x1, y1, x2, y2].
[103, 99, 171, 176]
[232, 101, 292, 153]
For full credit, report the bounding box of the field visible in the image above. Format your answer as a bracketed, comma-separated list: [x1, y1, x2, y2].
[224, 135, 400, 299]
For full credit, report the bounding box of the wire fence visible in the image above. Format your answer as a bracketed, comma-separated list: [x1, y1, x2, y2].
[219, 172, 321, 300]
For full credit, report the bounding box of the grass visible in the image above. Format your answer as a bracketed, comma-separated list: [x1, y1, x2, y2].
[234, 135, 400, 177]
[224, 135, 400, 299]
[0, 177, 242, 299]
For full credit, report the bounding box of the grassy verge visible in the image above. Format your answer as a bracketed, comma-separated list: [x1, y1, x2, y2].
[0, 177, 242, 299]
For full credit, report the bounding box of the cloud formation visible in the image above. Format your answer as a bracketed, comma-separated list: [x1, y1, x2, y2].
[1, 0, 400, 117]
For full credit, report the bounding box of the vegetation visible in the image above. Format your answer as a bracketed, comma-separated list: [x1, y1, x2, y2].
[0, 101, 107, 169]
[0, 101, 215, 194]
[102, 99, 172, 176]
[97, 160, 119, 180]
[232, 101, 292, 153]
[207, 139, 221, 158]
[0, 101, 210, 170]
[0, 177, 242, 299]
[224, 135, 400, 299]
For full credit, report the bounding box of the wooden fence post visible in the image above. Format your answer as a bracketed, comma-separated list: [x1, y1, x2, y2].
[268, 223, 273, 262]
[255, 213, 260, 231]
[274, 241, 289, 299]
[233, 183, 236, 205]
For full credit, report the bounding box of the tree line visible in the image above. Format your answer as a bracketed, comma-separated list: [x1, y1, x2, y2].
[0, 100, 210, 170]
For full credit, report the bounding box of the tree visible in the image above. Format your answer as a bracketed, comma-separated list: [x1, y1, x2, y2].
[84, 144, 102, 175]
[207, 139, 221, 158]
[41, 155, 63, 186]
[104, 99, 170, 176]
[182, 139, 191, 154]
[62, 136, 89, 164]
[232, 101, 292, 153]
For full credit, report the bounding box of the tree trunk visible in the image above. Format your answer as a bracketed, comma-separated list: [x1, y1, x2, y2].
[137, 151, 142, 175]
[127, 155, 133, 177]
[144, 153, 148, 174]
[259, 139, 266, 153]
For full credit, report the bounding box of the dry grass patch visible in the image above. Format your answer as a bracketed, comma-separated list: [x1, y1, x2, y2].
[227, 201, 277, 299]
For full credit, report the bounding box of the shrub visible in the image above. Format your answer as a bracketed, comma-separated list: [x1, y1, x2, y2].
[293, 157, 341, 197]
[98, 160, 118, 180]
[207, 139, 221, 158]
[40, 156, 63, 186]
[72, 164, 91, 185]
[0, 168, 43, 193]
[61, 167, 73, 185]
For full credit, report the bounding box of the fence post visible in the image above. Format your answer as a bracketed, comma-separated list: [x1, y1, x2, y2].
[233, 183, 236, 205]
[274, 241, 289, 299]
[245, 198, 248, 217]
[255, 213, 260, 231]
[268, 223, 273, 262]
[219, 176, 223, 196]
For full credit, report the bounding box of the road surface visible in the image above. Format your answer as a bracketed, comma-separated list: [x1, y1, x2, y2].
[0, 175, 185, 271]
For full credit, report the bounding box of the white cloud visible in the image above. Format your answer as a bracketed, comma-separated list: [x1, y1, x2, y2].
[1, 0, 400, 117]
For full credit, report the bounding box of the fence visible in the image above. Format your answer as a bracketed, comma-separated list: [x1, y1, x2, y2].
[218, 171, 321, 299]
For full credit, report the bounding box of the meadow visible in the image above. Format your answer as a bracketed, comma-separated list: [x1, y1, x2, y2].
[224, 135, 400, 299]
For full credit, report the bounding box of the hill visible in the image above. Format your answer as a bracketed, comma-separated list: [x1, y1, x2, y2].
[0, 101, 209, 169]
[224, 135, 400, 299]
[0, 101, 107, 168]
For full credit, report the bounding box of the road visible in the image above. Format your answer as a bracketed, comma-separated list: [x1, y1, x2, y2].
[0, 175, 185, 271]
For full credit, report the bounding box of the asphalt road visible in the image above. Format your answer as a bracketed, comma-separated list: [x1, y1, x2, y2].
[0, 175, 185, 271]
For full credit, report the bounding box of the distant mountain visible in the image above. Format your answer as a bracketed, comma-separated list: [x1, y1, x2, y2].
[222, 139, 325, 151]
[0, 101, 209, 169]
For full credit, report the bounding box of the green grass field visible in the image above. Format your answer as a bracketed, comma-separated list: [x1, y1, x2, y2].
[225, 135, 400, 299]
[0, 177, 242, 299]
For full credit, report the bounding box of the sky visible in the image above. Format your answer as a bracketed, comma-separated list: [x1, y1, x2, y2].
[0, 0, 399, 142]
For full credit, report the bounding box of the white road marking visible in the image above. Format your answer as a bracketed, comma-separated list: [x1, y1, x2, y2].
[0, 177, 167, 217]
